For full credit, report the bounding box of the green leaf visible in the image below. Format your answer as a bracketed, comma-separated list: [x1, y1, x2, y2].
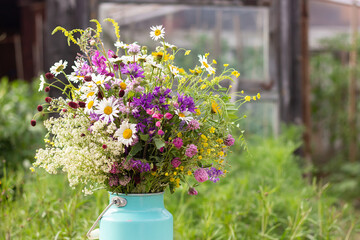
[126, 142, 142, 160]
[140, 134, 149, 141]
[154, 138, 165, 149]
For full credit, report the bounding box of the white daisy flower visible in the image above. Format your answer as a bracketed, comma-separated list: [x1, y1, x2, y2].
[79, 81, 98, 100]
[150, 25, 165, 41]
[38, 75, 45, 92]
[94, 98, 120, 123]
[198, 55, 216, 75]
[50, 60, 68, 76]
[169, 64, 180, 77]
[68, 73, 83, 83]
[114, 41, 128, 49]
[175, 109, 193, 123]
[114, 119, 137, 147]
[163, 42, 176, 50]
[84, 97, 98, 115]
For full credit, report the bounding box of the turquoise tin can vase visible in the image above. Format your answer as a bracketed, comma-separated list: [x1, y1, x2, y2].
[99, 192, 173, 240]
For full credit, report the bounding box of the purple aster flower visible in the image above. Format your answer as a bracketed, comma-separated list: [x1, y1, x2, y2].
[224, 134, 235, 146]
[206, 167, 224, 183]
[121, 63, 145, 79]
[187, 119, 200, 130]
[109, 175, 119, 187]
[131, 159, 151, 173]
[173, 138, 183, 149]
[185, 144, 198, 158]
[177, 93, 196, 113]
[193, 168, 208, 182]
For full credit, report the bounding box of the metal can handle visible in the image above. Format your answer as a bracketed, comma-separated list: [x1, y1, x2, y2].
[86, 196, 127, 239]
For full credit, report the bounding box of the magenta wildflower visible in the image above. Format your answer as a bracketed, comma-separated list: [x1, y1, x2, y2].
[224, 134, 235, 146]
[194, 168, 208, 182]
[109, 162, 121, 174]
[171, 158, 181, 168]
[173, 137, 183, 149]
[156, 121, 161, 127]
[146, 108, 155, 115]
[102, 144, 107, 149]
[164, 112, 173, 120]
[152, 113, 163, 119]
[158, 129, 164, 135]
[159, 147, 164, 153]
[109, 175, 119, 187]
[188, 187, 198, 195]
[187, 119, 200, 130]
[62, 108, 67, 112]
[185, 144, 198, 158]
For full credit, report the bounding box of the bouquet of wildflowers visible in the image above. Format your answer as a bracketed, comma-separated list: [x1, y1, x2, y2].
[32, 19, 259, 195]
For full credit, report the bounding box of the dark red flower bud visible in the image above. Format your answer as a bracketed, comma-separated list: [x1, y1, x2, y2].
[84, 75, 92, 82]
[62, 108, 67, 112]
[119, 89, 125, 98]
[97, 91, 104, 100]
[44, 87, 50, 92]
[37, 105, 43, 112]
[102, 144, 107, 149]
[45, 72, 54, 79]
[81, 133, 85, 137]
[45, 97, 52, 103]
[78, 101, 86, 108]
[30, 120, 36, 127]
[68, 101, 79, 109]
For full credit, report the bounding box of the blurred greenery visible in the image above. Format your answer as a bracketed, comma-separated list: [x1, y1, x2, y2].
[1, 128, 358, 239]
[0, 77, 45, 172]
[310, 34, 360, 203]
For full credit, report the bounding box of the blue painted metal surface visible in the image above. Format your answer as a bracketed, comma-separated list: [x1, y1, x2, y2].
[99, 192, 173, 240]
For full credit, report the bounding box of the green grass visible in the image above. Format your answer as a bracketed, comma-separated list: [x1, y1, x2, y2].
[1, 133, 359, 239]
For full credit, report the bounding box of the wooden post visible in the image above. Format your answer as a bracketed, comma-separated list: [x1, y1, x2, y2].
[349, 1, 358, 162]
[301, 0, 312, 168]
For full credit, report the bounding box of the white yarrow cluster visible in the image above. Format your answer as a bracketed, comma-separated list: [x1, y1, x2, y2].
[34, 112, 124, 193]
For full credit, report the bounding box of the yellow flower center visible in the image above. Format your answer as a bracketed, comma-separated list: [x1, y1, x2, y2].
[202, 61, 209, 68]
[120, 82, 127, 90]
[87, 100, 94, 109]
[178, 113, 185, 118]
[104, 106, 113, 115]
[123, 129, 132, 139]
[87, 92, 95, 98]
[56, 65, 63, 72]
[154, 29, 161, 36]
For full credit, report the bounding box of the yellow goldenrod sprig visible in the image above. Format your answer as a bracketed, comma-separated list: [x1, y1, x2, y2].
[90, 19, 102, 38]
[104, 18, 120, 41]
